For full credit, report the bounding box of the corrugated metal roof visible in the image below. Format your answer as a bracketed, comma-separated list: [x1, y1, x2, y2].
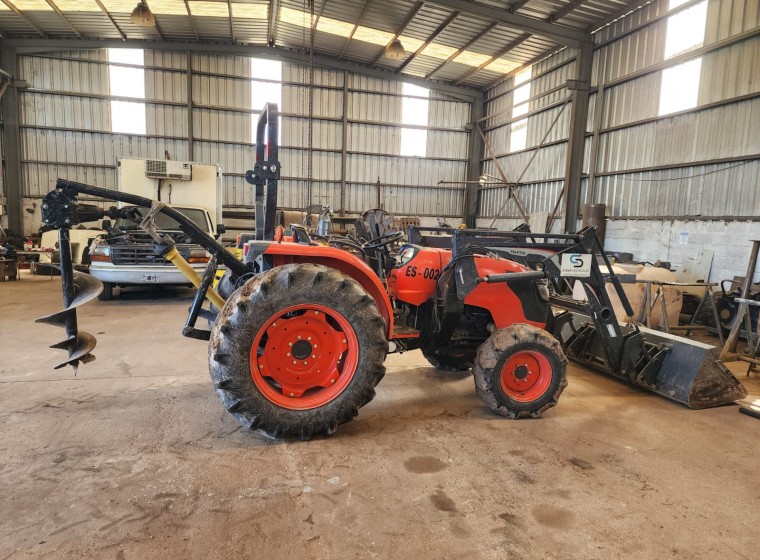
[0, 0, 635, 89]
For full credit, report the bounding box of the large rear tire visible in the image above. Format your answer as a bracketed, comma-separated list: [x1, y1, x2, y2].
[209, 263, 387, 439]
[473, 324, 567, 419]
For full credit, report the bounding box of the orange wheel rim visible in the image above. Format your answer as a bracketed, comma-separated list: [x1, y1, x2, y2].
[250, 304, 358, 410]
[499, 350, 552, 403]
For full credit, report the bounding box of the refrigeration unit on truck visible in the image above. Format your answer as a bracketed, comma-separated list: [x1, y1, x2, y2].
[88, 159, 225, 300]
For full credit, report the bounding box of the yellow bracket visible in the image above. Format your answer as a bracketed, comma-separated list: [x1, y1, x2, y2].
[164, 247, 226, 309]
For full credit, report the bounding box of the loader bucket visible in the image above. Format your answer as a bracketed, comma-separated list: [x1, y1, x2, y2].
[555, 314, 747, 409]
[635, 326, 746, 409]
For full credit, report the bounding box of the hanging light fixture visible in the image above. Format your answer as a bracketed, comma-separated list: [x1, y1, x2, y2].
[384, 38, 406, 61]
[130, 1, 156, 27]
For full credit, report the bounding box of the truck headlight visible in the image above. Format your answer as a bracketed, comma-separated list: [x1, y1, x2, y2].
[188, 249, 211, 263]
[90, 245, 111, 262]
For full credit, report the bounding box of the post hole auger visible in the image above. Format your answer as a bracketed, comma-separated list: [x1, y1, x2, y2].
[37, 103, 279, 372]
[36, 179, 252, 370]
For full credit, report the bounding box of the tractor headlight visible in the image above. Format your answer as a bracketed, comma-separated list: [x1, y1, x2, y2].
[90, 244, 111, 262]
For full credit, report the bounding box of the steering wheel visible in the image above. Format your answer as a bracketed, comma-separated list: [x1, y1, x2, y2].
[329, 239, 369, 262]
[362, 230, 404, 250]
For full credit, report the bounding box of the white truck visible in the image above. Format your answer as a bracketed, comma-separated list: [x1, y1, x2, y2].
[88, 159, 225, 300]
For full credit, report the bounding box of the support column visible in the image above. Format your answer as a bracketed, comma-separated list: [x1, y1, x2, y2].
[186, 51, 194, 161]
[465, 93, 484, 228]
[0, 47, 22, 234]
[339, 71, 348, 216]
[562, 41, 593, 234]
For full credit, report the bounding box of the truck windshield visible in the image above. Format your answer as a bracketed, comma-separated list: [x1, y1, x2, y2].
[116, 206, 209, 232]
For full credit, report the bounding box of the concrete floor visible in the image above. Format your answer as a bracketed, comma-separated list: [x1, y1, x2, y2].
[2, 272, 760, 560]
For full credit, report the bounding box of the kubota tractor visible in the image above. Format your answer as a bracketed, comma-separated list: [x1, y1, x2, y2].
[38, 103, 745, 440]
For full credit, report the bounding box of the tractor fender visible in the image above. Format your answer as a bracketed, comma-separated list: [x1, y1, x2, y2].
[264, 243, 394, 338]
[462, 256, 547, 329]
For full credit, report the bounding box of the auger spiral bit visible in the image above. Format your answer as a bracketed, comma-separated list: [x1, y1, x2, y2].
[36, 228, 103, 372]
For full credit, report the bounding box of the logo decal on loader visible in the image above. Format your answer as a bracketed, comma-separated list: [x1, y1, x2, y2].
[560, 253, 592, 277]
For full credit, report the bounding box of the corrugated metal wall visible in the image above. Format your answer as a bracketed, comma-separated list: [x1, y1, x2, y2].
[15, 49, 471, 232]
[479, 0, 760, 221]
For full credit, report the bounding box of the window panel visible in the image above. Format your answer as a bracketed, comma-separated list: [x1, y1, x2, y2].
[108, 48, 146, 135]
[664, 1, 708, 59]
[659, 58, 702, 115]
[400, 83, 429, 157]
[251, 58, 282, 144]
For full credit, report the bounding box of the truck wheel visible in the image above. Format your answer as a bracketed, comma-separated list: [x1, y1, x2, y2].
[209, 263, 387, 440]
[98, 282, 114, 301]
[472, 324, 567, 419]
[422, 346, 475, 372]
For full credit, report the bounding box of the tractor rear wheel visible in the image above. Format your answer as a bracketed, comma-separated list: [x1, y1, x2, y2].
[422, 345, 475, 372]
[209, 263, 387, 440]
[472, 324, 567, 419]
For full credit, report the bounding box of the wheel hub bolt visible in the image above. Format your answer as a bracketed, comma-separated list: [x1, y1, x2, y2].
[330, 379, 335, 384]
[292, 360, 297, 365]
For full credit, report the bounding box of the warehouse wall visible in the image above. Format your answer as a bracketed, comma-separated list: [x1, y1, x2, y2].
[12, 48, 471, 235]
[478, 0, 760, 282]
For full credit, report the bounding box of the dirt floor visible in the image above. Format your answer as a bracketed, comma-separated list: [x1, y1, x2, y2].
[2, 272, 760, 560]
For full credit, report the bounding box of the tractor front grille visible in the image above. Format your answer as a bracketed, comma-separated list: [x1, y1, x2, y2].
[111, 245, 170, 266]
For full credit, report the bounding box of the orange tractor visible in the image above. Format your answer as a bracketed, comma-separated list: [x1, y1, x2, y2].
[39, 104, 745, 440]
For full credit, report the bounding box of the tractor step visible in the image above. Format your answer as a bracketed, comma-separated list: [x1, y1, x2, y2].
[392, 325, 420, 339]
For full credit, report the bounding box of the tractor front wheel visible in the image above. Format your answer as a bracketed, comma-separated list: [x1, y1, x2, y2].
[472, 324, 567, 418]
[209, 263, 387, 439]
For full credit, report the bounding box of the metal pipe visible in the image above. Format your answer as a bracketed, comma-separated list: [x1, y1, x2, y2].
[340, 72, 348, 216]
[58, 228, 78, 340]
[164, 248, 225, 309]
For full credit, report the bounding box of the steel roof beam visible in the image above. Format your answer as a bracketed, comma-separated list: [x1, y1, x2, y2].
[227, 0, 235, 43]
[2, 38, 482, 102]
[509, 0, 531, 13]
[454, 31, 530, 85]
[590, 0, 651, 31]
[549, 0, 589, 23]
[1, 0, 46, 37]
[267, 0, 280, 46]
[428, 0, 589, 48]
[370, 1, 425, 66]
[425, 20, 497, 79]
[183, 0, 200, 42]
[338, 0, 375, 60]
[474, 0, 592, 87]
[45, 0, 82, 38]
[396, 10, 459, 73]
[94, 0, 126, 40]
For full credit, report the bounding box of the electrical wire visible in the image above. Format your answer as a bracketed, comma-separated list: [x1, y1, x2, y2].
[603, 159, 755, 182]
